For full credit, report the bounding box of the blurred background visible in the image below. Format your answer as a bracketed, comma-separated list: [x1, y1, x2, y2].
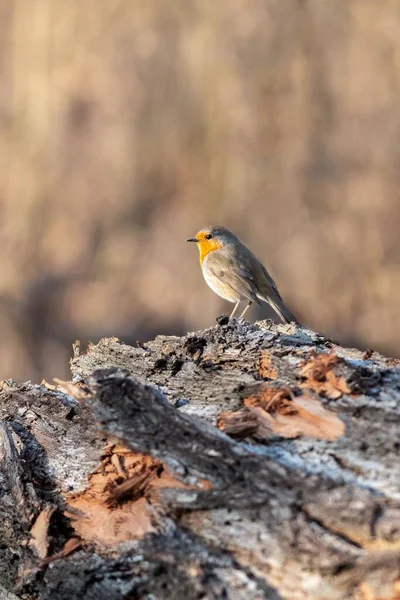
[1, 0, 399, 382]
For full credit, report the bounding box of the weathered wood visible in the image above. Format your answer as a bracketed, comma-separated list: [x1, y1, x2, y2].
[0, 319, 400, 599]
[0, 587, 22, 600]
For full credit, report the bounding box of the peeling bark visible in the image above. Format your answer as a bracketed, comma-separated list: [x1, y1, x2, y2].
[0, 320, 400, 599]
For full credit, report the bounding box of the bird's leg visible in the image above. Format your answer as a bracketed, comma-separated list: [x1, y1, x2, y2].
[229, 300, 241, 319]
[239, 301, 252, 320]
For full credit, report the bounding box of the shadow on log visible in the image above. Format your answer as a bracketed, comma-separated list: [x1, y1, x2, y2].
[1, 319, 400, 599]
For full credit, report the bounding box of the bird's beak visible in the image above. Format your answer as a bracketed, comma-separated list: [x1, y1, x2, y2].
[186, 237, 198, 242]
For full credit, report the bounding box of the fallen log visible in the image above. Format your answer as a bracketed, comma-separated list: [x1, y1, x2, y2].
[0, 319, 399, 599]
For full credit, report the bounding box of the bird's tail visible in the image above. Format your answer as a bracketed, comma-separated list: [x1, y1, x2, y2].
[265, 295, 299, 325]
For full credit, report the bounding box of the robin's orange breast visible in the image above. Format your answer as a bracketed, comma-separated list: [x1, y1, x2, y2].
[198, 239, 223, 266]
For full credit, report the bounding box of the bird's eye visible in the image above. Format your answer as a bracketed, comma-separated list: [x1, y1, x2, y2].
[205, 234, 213, 240]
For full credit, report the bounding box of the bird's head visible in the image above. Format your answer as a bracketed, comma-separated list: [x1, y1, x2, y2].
[187, 225, 237, 264]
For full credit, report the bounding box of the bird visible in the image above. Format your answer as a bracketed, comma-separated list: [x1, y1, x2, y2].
[187, 225, 298, 323]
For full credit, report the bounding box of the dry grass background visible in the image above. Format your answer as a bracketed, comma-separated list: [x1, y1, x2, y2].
[0, 0, 399, 381]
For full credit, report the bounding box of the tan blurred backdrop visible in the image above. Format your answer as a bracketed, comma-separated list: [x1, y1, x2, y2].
[0, 0, 399, 381]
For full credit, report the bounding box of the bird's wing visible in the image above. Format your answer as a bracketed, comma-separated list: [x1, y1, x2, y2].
[258, 262, 299, 324]
[206, 251, 261, 305]
[260, 264, 283, 300]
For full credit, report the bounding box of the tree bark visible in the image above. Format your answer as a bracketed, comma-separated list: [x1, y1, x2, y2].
[1, 319, 399, 599]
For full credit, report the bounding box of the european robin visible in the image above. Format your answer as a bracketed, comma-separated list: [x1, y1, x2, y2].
[187, 225, 298, 323]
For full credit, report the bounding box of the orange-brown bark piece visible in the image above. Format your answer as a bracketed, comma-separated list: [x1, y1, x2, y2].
[64, 441, 210, 547]
[358, 578, 400, 600]
[41, 538, 82, 566]
[258, 351, 278, 380]
[218, 384, 344, 441]
[66, 495, 155, 546]
[53, 378, 92, 403]
[29, 506, 55, 559]
[65, 444, 160, 546]
[300, 352, 352, 399]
